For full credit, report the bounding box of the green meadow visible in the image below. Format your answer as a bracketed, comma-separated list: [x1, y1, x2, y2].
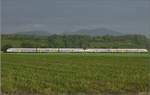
[1, 53, 149, 95]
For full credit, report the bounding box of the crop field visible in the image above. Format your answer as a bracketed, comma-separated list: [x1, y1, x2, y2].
[1, 53, 150, 95]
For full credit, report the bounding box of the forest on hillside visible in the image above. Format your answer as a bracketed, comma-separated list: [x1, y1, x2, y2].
[1, 34, 150, 52]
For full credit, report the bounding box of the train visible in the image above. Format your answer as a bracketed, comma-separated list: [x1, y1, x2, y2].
[6, 48, 148, 53]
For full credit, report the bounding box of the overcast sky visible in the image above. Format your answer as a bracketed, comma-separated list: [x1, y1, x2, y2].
[2, 0, 150, 35]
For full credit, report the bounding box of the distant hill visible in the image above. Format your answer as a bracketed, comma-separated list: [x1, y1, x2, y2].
[14, 31, 51, 36]
[63, 28, 123, 36]
[12, 28, 125, 36]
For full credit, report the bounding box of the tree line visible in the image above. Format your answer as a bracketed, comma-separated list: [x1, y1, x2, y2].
[1, 34, 150, 52]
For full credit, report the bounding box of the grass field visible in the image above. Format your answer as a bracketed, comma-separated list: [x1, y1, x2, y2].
[1, 53, 150, 95]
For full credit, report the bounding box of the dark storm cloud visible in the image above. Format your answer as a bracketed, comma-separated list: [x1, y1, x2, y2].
[2, 0, 150, 35]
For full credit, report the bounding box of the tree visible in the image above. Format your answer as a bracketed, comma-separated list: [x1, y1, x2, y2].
[20, 42, 34, 48]
[1, 44, 12, 52]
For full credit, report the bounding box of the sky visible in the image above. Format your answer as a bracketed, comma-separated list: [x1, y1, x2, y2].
[2, 0, 150, 35]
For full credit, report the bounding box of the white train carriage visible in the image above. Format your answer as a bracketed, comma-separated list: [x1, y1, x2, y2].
[37, 48, 59, 52]
[113, 49, 148, 53]
[6, 48, 37, 53]
[59, 48, 85, 52]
